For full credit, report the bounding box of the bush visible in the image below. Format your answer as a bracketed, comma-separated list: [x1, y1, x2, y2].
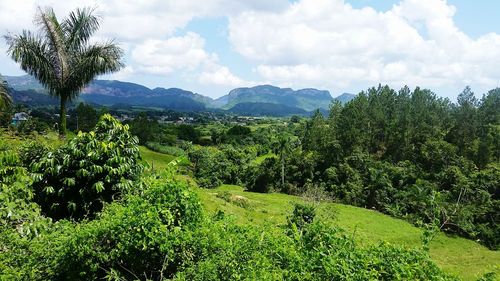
[145, 141, 186, 156]
[29, 114, 143, 220]
[287, 203, 316, 231]
[216, 191, 251, 209]
[0, 178, 202, 280]
[175, 221, 456, 281]
[0, 149, 49, 237]
[0, 163, 456, 281]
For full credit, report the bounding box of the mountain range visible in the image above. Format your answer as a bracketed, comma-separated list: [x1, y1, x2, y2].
[4, 75, 356, 116]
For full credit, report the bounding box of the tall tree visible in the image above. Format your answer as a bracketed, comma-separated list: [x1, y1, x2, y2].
[0, 75, 12, 110]
[4, 7, 123, 136]
[275, 135, 292, 188]
[75, 102, 98, 132]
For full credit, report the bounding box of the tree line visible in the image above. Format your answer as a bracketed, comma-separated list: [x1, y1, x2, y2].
[185, 85, 499, 250]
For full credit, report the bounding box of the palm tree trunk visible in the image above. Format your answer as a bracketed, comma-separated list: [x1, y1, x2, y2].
[281, 155, 285, 188]
[59, 95, 67, 137]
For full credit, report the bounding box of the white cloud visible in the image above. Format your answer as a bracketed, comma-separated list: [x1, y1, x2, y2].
[2, 0, 499, 97]
[229, 0, 500, 94]
[0, 0, 269, 92]
[131, 32, 212, 75]
[0, 0, 289, 41]
[130, 32, 247, 88]
[199, 66, 244, 87]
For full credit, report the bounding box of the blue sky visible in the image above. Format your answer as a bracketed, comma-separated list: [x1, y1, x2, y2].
[0, 0, 499, 99]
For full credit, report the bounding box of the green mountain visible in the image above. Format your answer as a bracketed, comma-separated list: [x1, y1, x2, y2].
[5, 75, 210, 111]
[212, 85, 334, 111]
[227, 102, 308, 116]
[4, 76, 356, 115]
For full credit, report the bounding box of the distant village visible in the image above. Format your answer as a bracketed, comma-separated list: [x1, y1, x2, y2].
[11, 109, 266, 128]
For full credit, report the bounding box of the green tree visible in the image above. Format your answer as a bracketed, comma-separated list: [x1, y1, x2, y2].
[5, 7, 123, 136]
[0, 75, 13, 126]
[75, 102, 98, 132]
[275, 135, 292, 188]
[0, 75, 12, 111]
[448, 86, 479, 158]
[129, 112, 159, 144]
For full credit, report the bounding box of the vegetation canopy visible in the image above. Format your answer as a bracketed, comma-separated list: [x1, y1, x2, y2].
[27, 114, 142, 220]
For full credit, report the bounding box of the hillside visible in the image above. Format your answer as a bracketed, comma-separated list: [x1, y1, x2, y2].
[132, 145, 499, 281]
[5, 75, 209, 111]
[212, 85, 335, 111]
[196, 185, 499, 280]
[228, 102, 308, 116]
[4, 75, 355, 115]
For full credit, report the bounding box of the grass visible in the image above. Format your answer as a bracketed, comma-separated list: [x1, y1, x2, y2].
[252, 152, 276, 164]
[0, 130, 66, 149]
[192, 184, 500, 281]
[137, 145, 499, 280]
[139, 146, 176, 170]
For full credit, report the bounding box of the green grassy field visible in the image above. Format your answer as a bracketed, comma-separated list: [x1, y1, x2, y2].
[137, 146, 499, 280]
[138, 146, 176, 170]
[193, 184, 499, 280]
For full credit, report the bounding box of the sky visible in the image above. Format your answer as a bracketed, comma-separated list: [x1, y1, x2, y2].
[0, 0, 499, 99]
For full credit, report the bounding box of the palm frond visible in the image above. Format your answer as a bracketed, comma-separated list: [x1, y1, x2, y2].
[65, 41, 123, 100]
[35, 6, 68, 81]
[4, 31, 57, 95]
[63, 7, 101, 51]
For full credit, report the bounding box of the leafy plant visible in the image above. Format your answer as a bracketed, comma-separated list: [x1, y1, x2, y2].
[29, 114, 142, 220]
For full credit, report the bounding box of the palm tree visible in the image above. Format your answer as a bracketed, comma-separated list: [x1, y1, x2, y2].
[4, 7, 123, 136]
[275, 135, 292, 188]
[0, 75, 12, 110]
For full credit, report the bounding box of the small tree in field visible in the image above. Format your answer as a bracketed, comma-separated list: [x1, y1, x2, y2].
[5, 7, 123, 136]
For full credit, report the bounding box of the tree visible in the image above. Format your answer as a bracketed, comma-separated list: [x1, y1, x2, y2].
[0, 75, 12, 110]
[128, 113, 160, 144]
[75, 102, 98, 132]
[5, 7, 123, 136]
[275, 135, 292, 188]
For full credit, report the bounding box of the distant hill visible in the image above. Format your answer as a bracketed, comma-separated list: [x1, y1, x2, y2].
[212, 85, 334, 112]
[5, 75, 209, 111]
[4, 75, 46, 93]
[334, 93, 356, 104]
[4, 75, 356, 115]
[228, 102, 308, 116]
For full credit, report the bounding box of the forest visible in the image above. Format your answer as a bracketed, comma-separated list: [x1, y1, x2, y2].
[1, 6, 499, 281]
[2, 82, 498, 280]
[127, 85, 500, 251]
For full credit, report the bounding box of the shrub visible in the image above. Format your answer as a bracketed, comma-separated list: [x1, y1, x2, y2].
[29, 114, 143, 220]
[0, 179, 202, 280]
[0, 150, 49, 237]
[216, 191, 251, 209]
[287, 203, 316, 231]
[145, 141, 186, 156]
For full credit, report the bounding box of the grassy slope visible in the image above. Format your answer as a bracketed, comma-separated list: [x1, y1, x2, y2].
[137, 146, 499, 280]
[2, 136, 492, 281]
[138, 146, 176, 170]
[194, 184, 499, 281]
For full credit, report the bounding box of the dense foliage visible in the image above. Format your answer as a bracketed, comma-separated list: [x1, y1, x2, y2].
[271, 86, 499, 249]
[26, 114, 142, 220]
[0, 116, 462, 280]
[179, 86, 499, 250]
